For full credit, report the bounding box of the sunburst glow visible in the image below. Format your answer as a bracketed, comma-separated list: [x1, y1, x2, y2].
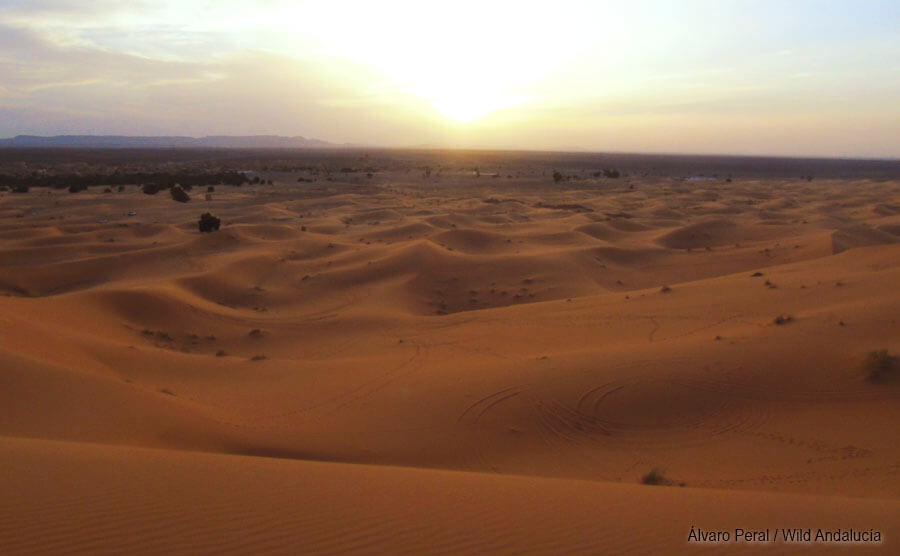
[294, 1, 601, 123]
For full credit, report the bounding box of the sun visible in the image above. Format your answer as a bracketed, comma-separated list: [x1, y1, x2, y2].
[430, 91, 522, 123]
[433, 98, 495, 124]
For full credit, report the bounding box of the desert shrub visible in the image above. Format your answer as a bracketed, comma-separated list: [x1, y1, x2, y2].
[865, 349, 896, 381]
[552, 171, 563, 183]
[642, 468, 666, 485]
[103, 187, 112, 193]
[207, 186, 215, 192]
[11, 185, 28, 193]
[117, 185, 125, 192]
[68, 184, 87, 193]
[198, 212, 221, 232]
[142, 183, 165, 195]
[603, 168, 621, 178]
[774, 314, 793, 325]
[660, 285, 672, 293]
[170, 185, 191, 203]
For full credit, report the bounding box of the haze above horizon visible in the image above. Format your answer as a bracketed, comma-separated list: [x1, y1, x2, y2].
[1, 1, 897, 158]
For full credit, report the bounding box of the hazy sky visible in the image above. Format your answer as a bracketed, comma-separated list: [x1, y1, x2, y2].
[1, 0, 898, 157]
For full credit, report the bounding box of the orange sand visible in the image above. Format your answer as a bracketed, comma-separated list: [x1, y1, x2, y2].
[1, 171, 898, 553]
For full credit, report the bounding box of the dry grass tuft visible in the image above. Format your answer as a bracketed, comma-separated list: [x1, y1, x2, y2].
[865, 349, 896, 382]
[641, 468, 667, 486]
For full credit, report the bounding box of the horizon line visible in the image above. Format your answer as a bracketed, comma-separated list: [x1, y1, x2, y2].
[1, 134, 898, 163]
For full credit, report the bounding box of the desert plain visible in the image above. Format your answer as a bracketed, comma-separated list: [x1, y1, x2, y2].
[1, 149, 899, 554]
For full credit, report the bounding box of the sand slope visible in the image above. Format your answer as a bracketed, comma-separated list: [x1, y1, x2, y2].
[2, 437, 898, 555]
[1, 173, 899, 553]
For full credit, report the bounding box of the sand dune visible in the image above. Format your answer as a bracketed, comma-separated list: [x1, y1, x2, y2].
[1, 170, 899, 553]
[2, 436, 898, 555]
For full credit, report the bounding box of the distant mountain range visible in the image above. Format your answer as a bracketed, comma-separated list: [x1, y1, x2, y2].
[0, 135, 337, 149]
